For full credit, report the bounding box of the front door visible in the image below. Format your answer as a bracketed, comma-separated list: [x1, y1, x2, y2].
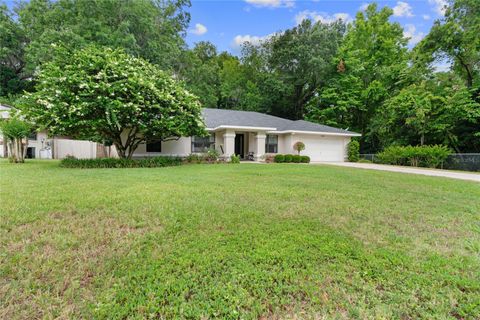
[234, 134, 244, 159]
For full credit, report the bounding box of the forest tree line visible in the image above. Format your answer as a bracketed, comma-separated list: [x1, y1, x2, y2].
[1, 0, 479, 152]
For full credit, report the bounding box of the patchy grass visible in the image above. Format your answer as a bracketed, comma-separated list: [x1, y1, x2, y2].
[1, 160, 479, 319]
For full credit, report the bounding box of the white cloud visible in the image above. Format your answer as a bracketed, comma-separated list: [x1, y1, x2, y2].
[190, 23, 207, 36]
[245, 0, 295, 8]
[359, 3, 370, 11]
[232, 33, 274, 48]
[403, 24, 425, 46]
[295, 10, 351, 25]
[393, 1, 414, 17]
[428, 0, 448, 15]
[422, 14, 430, 20]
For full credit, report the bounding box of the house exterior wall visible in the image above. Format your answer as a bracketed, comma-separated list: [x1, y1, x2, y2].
[131, 137, 192, 157]
[214, 131, 225, 154]
[277, 134, 292, 154]
[1, 125, 352, 162]
[248, 132, 256, 153]
[27, 131, 51, 159]
[3, 131, 352, 161]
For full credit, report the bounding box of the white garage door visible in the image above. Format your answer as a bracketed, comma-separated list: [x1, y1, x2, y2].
[298, 135, 346, 162]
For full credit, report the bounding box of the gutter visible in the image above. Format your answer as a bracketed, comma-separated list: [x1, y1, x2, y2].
[267, 130, 361, 137]
[207, 125, 277, 131]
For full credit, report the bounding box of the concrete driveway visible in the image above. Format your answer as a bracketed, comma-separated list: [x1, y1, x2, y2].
[319, 162, 480, 182]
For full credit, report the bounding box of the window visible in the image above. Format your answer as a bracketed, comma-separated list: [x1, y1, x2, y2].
[192, 133, 215, 152]
[28, 132, 37, 140]
[146, 141, 161, 152]
[265, 135, 278, 153]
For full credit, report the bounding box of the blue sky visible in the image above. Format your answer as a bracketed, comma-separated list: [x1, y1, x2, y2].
[185, 0, 448, 53]
[3, 0, 448, 54]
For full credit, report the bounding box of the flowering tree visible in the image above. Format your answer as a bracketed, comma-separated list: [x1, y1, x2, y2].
[293, 141, 305, 155]
[22, 46, 206, 158]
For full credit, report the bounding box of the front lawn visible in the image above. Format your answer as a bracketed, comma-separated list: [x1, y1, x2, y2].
[1, 161, 479, 319]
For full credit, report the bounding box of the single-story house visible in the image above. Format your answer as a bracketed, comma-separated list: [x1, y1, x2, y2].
[135, 108, 360, 162]
[1, 105, 360, 162]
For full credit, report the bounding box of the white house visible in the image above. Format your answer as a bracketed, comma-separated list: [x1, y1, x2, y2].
[1, 106, 360, 162]
[133, 108, 360, 162]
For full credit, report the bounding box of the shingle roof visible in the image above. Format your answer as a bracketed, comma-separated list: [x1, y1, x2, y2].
[202, 108, 359, 136]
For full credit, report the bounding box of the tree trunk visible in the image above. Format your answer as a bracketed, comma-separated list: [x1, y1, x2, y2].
[7, 141, 13, 162]
[113, 134, 143, 159]
[114, 142, 126, 158]
[12, 138, 20, 163]
[15, 139, 20, 162]
[127, 148, 135, 159]
[15, 138, 25, 163]
[2, 134, 7, 158]
[457, 56, 474, 88]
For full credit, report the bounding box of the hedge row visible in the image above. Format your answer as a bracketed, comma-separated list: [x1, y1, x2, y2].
[274, 154, 310, 163]
[60, 156, 183, 168]
[375, 145, 451, 168]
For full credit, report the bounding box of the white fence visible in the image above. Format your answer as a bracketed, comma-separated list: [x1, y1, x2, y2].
[54, 139, 97, 159]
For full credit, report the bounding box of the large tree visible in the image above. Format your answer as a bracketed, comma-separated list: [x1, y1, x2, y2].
[306, 3, 409, 152]
[218, 51, 264, 111]
[0, 5, 30, 97]
[264, 19, 346, 119]
[374, 74, 480, 152]
[416, 0, 479, 89]
[175, 41, 221, 108]
[21, 46, 206, 158]
[5, 0, 190, 83]
[238, 19, 345, 119]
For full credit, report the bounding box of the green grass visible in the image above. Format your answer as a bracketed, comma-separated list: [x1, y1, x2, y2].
[1, 160, 479, 319]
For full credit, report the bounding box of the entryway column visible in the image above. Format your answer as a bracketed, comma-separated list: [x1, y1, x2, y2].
[223, 129, 235, 159]
[255, 132, 266, 161]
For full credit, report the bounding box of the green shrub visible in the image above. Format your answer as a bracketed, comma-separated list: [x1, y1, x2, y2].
[186, 153, 202, 163]
[292, 155, 301, 163]
[376, 145, 451, 168]
[274, 154, 285, 163]
[347, 140, 360, 162]
[422, 145, 451, 168]
[284, 154, 293, 163]
[60, 156, 182, 168]
[230, 154, 240, 164]
[376, 146, 408, 165]
[205, 148, 219, 163]
[300, 156, 310, 163]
